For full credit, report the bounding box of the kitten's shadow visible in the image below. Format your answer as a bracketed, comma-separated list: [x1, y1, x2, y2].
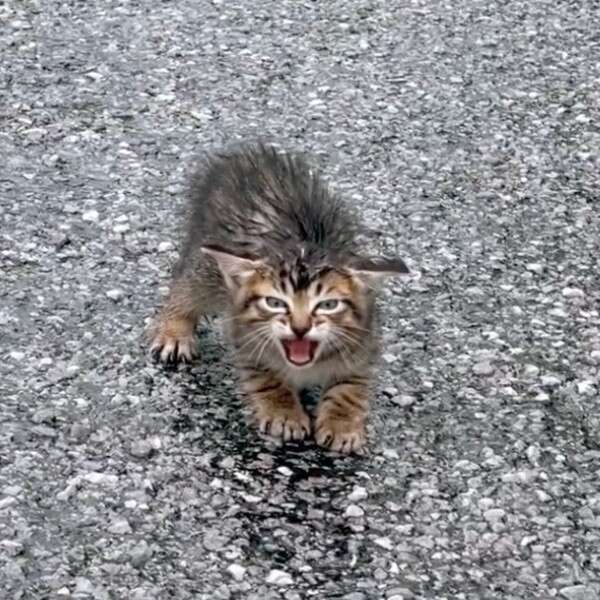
[171, 326, 366, 491]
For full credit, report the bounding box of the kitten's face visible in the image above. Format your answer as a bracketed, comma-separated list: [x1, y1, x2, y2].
[232, 267, 370, 369]
[202, 246, 408, 371]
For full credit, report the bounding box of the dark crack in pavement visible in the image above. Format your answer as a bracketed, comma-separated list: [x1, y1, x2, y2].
[1, 1, 600, 599]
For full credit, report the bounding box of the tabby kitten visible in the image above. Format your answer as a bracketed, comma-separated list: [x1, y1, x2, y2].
[149, 143, 408, 453]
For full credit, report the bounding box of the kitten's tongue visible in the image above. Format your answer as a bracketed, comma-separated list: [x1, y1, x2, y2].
[286, 339, 312, 364]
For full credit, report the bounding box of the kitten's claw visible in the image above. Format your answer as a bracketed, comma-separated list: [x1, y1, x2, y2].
[314, 416, 366, 454]
[150, 330, 198, 364]
[254, 403, 311, 442]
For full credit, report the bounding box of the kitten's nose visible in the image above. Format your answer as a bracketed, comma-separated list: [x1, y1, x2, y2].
[291, 324, 311, 339]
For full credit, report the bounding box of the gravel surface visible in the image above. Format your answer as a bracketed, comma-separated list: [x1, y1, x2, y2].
[2, 1, 600, 598]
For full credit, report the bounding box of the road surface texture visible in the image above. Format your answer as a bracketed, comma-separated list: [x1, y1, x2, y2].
[2, 1, 600, 599]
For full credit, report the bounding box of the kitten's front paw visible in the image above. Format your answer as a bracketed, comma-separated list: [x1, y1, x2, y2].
[254, 401, 311, 442]
[149, 318, 198, 363]
[315, 413, 366, 454]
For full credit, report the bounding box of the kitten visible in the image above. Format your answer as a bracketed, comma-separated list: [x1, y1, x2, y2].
[149, 143, 408, 453]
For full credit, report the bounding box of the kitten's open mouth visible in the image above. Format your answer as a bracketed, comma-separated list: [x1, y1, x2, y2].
[281, 339, 319, 366]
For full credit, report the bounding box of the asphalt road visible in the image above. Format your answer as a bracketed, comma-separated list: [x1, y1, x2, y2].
[1, 1, 600, 599]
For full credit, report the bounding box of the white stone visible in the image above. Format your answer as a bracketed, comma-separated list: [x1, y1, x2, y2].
[108, 518, 132, 535]
[483, 508, 506, 523]
[526, 262, 544, 273]
[113, 223, 130, 234]
[74, 578, 94, 593]
[524, 364, 540, 377]
[526, 445, 540, 465]
[540, 375, 561, 387]
[9, 351, 25, 361]
[382, 448, 400, 459]
[374, 537, 394, 550]
[577, 380, 595, 394]
[106, 289, 125, 301]
[562, 286, 584, 299]
[266, 569, 293, 586]
[560, 585, 598, 600]
[0, 497, 17, 510]
[83, 472, 118, 485]
[393, 394, 416, 407]
[242, 493, 262, 504]
[473, 361, 494, 376]
[347, 486, 368, 502]
[227, 564, 246, 581]
[158, 241, 174, 253]
[345, 504, 364, 518]
[82, 209, 99, 222]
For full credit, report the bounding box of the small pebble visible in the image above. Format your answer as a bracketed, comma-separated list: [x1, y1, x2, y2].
[382, 448, 400, 459]
[483, 508, 506, 523]
[130, 440, 153, 458]
[227, 564, 246, 581]
[374, 537, 394, 550]
[242, 493, 262, 504]
[74, 577, 94, 593]
[577, 380, 595, 394]
[82, 209, 99, 222]
[266, 569, 294, 586]
[524, 364, 540, 377]
[526, 263, 544, 273]
[158, 241, 174, 252]
[562, 287, 584, 299]
[540, 375, 561, 387]
[560, 585, 598, 600]
[345, 504, 365, 518]
[108, 518, 132, 535]
[347, 486, 368, 502]
[106, 289, 125, 301]
[473, 361, 494, 376]
[83, 472, 118, 485]
[129, 540, 153, 568]
[392, 394, 416, 407]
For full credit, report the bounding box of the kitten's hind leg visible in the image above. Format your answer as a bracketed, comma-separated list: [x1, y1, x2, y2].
[149, 277, 202, 364]
[239, 366, 311, 441]
[315, 377, 370, 454]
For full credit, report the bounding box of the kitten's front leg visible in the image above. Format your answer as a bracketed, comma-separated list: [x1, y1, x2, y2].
[149, 277, 201, 363]
[315, 377, 370, 453]
[239, 367, 311, 441]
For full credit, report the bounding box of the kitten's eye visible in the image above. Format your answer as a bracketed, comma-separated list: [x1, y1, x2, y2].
[262, 296, 288, 312]
[315, 299, 342, 313]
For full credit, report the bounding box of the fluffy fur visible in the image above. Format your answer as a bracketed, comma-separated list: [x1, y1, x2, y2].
[149, 143, 408, 453]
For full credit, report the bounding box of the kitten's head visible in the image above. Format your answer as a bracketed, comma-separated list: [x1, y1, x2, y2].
[202, 244, 408, 370]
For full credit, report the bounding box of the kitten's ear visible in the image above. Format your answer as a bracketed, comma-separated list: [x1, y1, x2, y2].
[201, 245, 264, 289]
[348, 255, 410, 283]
